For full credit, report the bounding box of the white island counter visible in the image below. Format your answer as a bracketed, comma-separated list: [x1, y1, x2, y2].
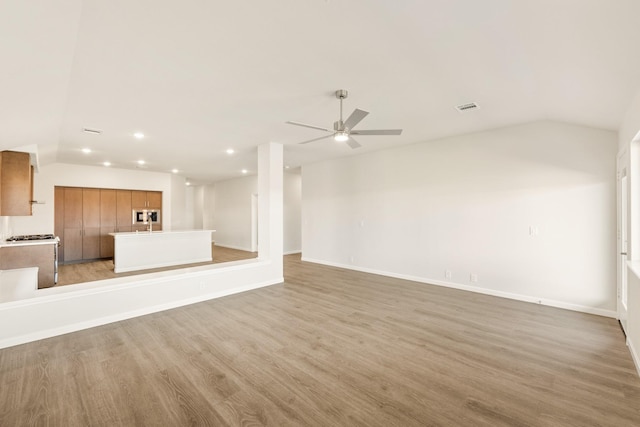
[109, 230, 215, 273]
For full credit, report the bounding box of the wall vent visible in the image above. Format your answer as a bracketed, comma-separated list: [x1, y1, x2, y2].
[82, 128, 103, 135]
[455, 102, 479, 112]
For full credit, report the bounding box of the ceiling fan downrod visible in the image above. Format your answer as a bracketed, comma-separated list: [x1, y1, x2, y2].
[335, 89, 348, 131]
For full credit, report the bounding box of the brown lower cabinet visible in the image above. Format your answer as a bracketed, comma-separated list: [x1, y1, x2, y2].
[0, 244, 56, 289]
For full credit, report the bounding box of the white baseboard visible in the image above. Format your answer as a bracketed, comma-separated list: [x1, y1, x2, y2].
[214, 243, 255, 252]
[628, 336, 640, 377]
[214, 244, 300, 256]
[301, 257, 617, 318]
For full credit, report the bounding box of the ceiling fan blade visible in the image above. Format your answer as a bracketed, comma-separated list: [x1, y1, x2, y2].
[343, 109, 369, 130]
[346, 137, 362, 149]
[286, 121, 331, 132]
[350, 129, 403, 135]
[299, 134, 334, 145]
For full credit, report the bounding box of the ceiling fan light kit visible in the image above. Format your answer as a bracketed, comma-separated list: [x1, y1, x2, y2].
[286, 89, 402, 149]
[334, 131, 349, 142]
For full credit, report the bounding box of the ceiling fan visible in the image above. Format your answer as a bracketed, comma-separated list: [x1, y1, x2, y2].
[286, 89, 402, 149]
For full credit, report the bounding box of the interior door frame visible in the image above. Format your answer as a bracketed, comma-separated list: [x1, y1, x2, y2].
[617, 149, 629, 335]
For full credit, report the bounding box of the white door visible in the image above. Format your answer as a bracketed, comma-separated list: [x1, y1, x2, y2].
[617, 157, 629, 335]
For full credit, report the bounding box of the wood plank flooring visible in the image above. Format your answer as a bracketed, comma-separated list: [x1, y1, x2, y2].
[56, 244, 257, 286]
[2, 254, 639, 426]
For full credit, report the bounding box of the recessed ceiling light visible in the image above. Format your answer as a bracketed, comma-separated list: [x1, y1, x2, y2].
[82, 148, 91, 154]
[284, 165, 291, 169]
[103, 161, 111, 167]
[137, 160, 145, 165]
[186, 181, 191, 186]
[226, 148, 235, 155]
[241, 169, 248, 174]
[134, 132, 145, 139]
[171, 169, 179, 174]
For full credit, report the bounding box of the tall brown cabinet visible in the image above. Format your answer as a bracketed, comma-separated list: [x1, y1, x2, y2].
[55, 186, 162, 263]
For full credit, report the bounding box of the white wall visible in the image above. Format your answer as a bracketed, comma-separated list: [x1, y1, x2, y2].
[202, 185, 215, 230]
[207, 171, 301, 253]
[169, 173, 189, 230]
[283, 170, 302, 254]
[211, 175, 257, 251]
[302, 121, 617, 315]
[5, 162, 181, 236]
[192, 186, 204, 229]
[621, 86, 640, 374]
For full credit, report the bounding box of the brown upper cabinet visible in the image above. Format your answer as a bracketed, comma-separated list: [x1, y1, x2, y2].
[132, 190, 162, 209]
[0, 151, 33, 216]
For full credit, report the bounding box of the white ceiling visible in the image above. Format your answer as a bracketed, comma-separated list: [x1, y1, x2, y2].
[2, 0, 640, 184]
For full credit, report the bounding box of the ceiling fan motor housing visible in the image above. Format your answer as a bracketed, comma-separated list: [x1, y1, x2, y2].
[334, 120, 345, 131]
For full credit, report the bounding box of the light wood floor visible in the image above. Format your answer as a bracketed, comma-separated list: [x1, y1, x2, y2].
[2, 254, 639, 426]
[56, 244, 257, 286]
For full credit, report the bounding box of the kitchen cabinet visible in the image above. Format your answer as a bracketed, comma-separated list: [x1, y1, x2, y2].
[55, 186, 163, 263]
[116, 190, 132, 233]
[0, 243, 56, 288]
[82, 188, 100, 259]
[63, 187, 83, 262]
[132, 190, 162, 209]
[100, 189, 116, 258]
[0, 151, 33, 216]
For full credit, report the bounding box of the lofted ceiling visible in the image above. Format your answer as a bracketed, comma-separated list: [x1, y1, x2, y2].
[2, 0, 640, 184]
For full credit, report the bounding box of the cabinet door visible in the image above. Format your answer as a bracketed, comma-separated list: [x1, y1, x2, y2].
[64, 188, 83, 228]
[100, 190, 116, 226]
[116, 190, 132, 227]
[100, 225, 115, 258]
[63, 228, 83, 262]
[131, 190, 147, 208]
[100, 190, 117, 258]
[147, 191, 162, 209]
[82, 227, 101, 259]
[0, 151, 32, 216]
[82, 189, 100, 259]
[63, 188, 83, 262]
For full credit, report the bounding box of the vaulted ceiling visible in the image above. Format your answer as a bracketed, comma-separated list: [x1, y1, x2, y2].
[2, 0, 640, 183]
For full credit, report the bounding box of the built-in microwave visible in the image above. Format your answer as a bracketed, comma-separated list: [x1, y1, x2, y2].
[133, 209, 161, 224]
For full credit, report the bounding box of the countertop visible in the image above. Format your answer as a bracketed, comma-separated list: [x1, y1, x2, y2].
[109, 229, 215, 237]
[0, 238, 59, 248]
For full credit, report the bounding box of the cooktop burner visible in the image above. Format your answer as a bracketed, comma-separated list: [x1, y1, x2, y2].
[6, 234, 56, 242]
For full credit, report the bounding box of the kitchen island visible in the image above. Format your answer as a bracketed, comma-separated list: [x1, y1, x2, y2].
[109, 230, 215, 273]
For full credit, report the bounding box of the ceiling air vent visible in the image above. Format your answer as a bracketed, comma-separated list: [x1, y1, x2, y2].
[82, 127, 103, 135]
[455, 102, 479, 112]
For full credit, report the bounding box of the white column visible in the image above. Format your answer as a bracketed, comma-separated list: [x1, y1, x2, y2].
[257, 143, 283, 276]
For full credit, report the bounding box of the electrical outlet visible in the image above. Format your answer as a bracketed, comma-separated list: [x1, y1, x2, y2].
[445, 270, 452, 279]
[349, 255, 355, 263]
[470, 274, 478, 283]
